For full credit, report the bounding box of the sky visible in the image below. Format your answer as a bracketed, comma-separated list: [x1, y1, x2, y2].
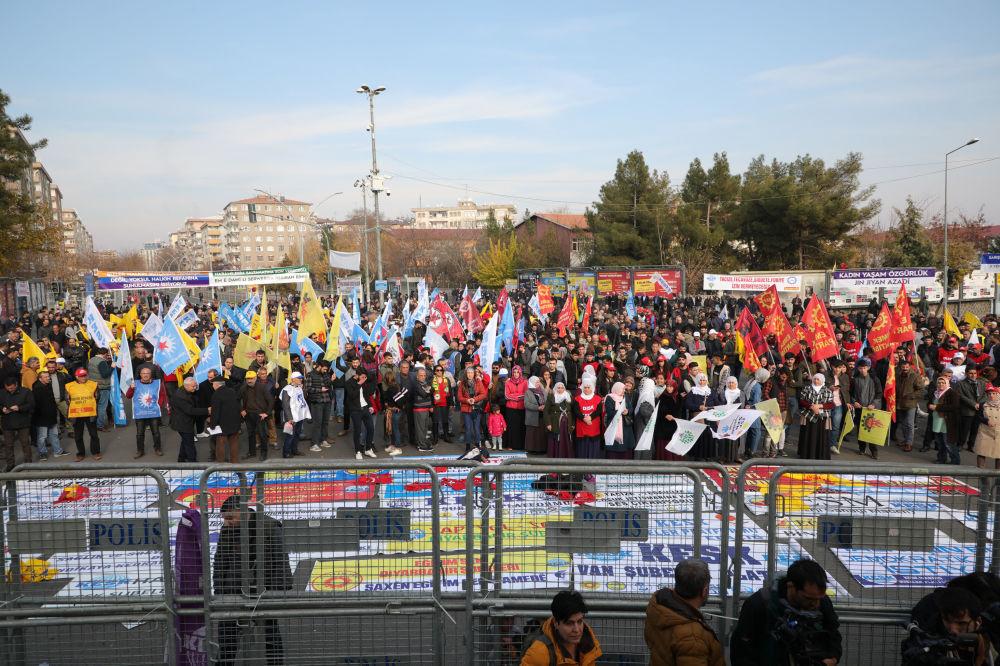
[3, 1, 999, 251]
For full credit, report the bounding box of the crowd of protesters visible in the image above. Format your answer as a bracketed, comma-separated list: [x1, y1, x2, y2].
[0, 285, 998, 471]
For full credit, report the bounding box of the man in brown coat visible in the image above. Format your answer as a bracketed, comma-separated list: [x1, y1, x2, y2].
[644, 558, 724, 666]
[894, 358, 927, 452]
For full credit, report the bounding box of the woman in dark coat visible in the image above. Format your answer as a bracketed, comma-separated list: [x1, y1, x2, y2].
[545, 382, 575, 458]
[604, 381, 635, 460]
[632, 377, 657, 461]
[683, 373, 720, 460]
[798, 373, 834, 460]
[523, 376, 547, 454]
[654, 379, 685, 461]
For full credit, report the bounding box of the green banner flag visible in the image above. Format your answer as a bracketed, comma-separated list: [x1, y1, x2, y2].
[838, 407, 855, 447]
[755, 398, 785, 444]
[858, 408, 891, 446]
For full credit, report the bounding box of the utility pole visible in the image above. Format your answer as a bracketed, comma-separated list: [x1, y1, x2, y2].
[942, 138, 980, 313]
[355, 178, 371, 305]
[357, 85, 386, 282]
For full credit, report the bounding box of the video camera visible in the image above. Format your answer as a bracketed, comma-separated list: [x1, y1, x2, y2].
[771, 600, 838, 666]
[977, 601, 1000, 650]
[901, 623, 979, 666]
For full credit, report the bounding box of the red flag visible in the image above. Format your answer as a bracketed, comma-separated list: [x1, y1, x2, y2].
[512, 305, 523, 352]
[556, 296, 575, 337]
[866, 302, 895, 361]
[890, 284, 915, 344]
[429, 296, 465, 341]
[734, 307, 768, 357]
[801, 297, 838, 362]
[884, 359, 897, 423]
[496, 287, 510, 319]
[754, 285, 781, 317]
[458, 293, 484, 334]
[536, 282, 555, 315]
[762, 308, 802, 357]
[581, 296, 593, 334]
[743, 338, 762, 373]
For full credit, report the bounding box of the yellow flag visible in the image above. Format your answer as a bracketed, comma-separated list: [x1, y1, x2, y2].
[249, 313, 262, 340]
[734, 330, 746, 361]
[297, 277, 327, 343]
[260, 287, 269, 350]
[943, 310, 961, 337]
[121, 305, 138, 337]
[269, 304, 291, 371]
[234, 333, 264, 369]
[21, 333, 47, 368]
[963, 311, 984, 330]
[858, 408, 891, 446]
[176, 327, 202, 375]
[326, 297, 344, 360]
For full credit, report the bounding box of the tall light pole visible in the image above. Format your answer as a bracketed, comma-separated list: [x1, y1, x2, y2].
[357, 85, 386, 282]
[354, 178, 371, 305]
[942, 138, 980, 312]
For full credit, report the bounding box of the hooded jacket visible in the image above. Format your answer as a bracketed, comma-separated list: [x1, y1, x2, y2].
[520, 616, 602, 666]
[644, 588, 724, 666]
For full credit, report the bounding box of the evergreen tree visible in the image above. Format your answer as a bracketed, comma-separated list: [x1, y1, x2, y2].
[882, 197, 934, 268]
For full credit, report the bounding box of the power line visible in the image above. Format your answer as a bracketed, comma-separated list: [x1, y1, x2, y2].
[384, 155, 1000, 212]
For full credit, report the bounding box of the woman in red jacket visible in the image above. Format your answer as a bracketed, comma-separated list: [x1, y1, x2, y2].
[503, 365, 527, 450]
[457, 365, 488, 452]
[573, 377, 604, 459]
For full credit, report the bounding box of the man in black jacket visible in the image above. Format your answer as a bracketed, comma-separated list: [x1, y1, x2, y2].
[344, 368, 376, 460]
[731, 559, 842, 665]
[32, 371, 68, 460]
[170, 377, 209, 463]
[239, 371, 272, 461]
[214, 495, 292, 666]
[210, 375, 243, 464]
[0, 376, 35, 471]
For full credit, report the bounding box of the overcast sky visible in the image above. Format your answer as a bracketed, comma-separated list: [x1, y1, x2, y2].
[4, 1, 998, 250]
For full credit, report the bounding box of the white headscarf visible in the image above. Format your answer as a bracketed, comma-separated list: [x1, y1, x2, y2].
[636, 377, 656, 411]
[690, 373, 712, 397]
[581, 376, 596, 397]
[553, 381, 571, 404]
[724, 376, 742, 405]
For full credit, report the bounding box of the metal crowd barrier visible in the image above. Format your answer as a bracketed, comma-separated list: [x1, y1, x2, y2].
[3, 458, 999, 665]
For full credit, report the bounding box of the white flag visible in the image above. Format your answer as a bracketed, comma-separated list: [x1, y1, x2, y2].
[690, 402, 740, 422]
[140, 314, 164, 346]
[666, 418, 708, 456]
[476, 313, 499, 379]
[713, 409, 764, 440]
[603, 399, 625, 448]
[117, 328, 133, 394]
[424, 327, 449, 362]
[83, 297, 115, 350]
[472, 287, 482, 303]
[165, 294, 187, 321]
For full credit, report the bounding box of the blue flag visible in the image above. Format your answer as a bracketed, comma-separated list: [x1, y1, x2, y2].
[352, 288, 362, 324]
[152, 317, 191, 376]
[111, 370, 128, 426]
[194, 329, 222, 384]
[300, 334, 325, 360]
[625, 290, 636, 320]
[402, 304, 416, 339]
[132, 379, 162, 419]
[499, 297, 515, 355]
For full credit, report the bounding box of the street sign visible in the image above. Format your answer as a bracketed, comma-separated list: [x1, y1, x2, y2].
[374, 280, 388, 292]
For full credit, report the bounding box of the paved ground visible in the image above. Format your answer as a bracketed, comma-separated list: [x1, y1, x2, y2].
[18, 411, 972, 468]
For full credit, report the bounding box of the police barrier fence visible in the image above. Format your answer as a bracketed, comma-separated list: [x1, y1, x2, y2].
[4, 459, 1000, 665]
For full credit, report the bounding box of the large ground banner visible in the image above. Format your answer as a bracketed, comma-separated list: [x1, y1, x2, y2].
[540, 269, 567, 297]
[596, 270, 631, 296]
[566, 269, 597, 294]
[633, 269, 682, 297]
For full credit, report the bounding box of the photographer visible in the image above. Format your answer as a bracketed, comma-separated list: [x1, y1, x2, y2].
[731, 559, 842, 665]
[904, 586, 989, 665]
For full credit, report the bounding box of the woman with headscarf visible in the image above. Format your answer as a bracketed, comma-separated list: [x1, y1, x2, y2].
[716, 375, 747, 463]
[604, 381, 635, 459]
[545, 381, 575, 458]
[684, 373, 719, 460]
[503, 366, 527, 450]
[654, 378, 685, 461]
[573, 377, 604, 459]
[523, 376, 547, 454]
[633, 377, 658, 461]
[798, 373, 834, 460]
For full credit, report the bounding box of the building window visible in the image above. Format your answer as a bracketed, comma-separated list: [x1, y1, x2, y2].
[256, 246, 263, 252]
[255, 236, 263, 242]
[299, 205, 306, 212]
[244, 246, 251, 252]
[266, 246, 274, 252]
[571, 238, 582, 252]
[276, 225, 284, 231]
[268, 255, 274, 261]
[278, 245, 284, 251]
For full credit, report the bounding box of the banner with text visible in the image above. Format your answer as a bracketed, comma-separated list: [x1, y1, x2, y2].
[703, 273, 801, 293]
[95, 271, 211, 291]
[596, 270, 632, 295]
[633, 269, 682, 297]
[830, 267, 937, 289]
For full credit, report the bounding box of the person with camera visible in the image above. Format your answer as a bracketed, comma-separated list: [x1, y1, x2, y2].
[903, 585, 991, 665]
[731, 558, 842, 665]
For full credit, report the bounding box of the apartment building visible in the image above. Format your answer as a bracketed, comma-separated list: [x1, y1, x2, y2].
[168, 215, 226, 269]
[222, 194, 312, 269]
[411, 199, 516, 229]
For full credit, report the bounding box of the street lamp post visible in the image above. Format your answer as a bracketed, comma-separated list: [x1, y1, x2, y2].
[942, 138, 980, 313]
[354, 178, 371, 305]
[357, 85, 386, 282]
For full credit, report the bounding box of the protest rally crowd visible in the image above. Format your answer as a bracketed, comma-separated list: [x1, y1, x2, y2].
[0, 278, 998, 472]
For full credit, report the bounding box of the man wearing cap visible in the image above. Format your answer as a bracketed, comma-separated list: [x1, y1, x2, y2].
[65, 368, 101, 462]
[170, 377, 210, 463]
[210, 374, 243, 464]
[279, 372, 311, 459]
[946, 352, 967, 383]
[1, 375, 35, 470]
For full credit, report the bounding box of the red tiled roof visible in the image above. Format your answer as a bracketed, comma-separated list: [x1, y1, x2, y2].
[231, 195, 311, 206]
[530, 213, 589, 230]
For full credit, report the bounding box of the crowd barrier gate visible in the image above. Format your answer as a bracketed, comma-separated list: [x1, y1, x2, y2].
[4, 458, 1000, 665]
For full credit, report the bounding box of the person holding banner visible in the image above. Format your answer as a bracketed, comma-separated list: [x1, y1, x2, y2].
[653, 380, 684, 461]
[603, 381, 635, 459]
[798, 373, 834, 460]
[683, 374, 719, 461]
[850, 359, 883, 460]
[124, 366, 164, 458]
[717, 376, 747, 463]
